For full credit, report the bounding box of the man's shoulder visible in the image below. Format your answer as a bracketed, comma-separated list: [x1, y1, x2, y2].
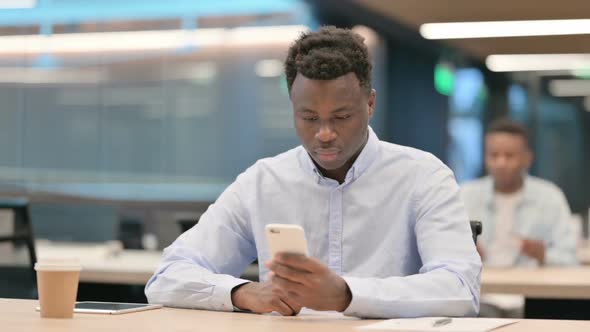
[255, 146, 303, 168]
[377, 140, 447, 171]
[230, 146, 305, 190]
[460, 177, 489, 191]
[523, 176, 571, 217]
[525, 175, 566, 198]
[240, 146, 304, 177]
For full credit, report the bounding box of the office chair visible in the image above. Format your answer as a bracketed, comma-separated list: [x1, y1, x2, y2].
[0, 198, 38, 299]
[470, 220, 482, 244]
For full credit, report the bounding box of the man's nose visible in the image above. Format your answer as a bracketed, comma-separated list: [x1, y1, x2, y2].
[495, 156, 508, 168]
[315, 122, 337, 143]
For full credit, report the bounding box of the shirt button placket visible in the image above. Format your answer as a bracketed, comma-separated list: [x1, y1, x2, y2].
[328, 186, 343, 275]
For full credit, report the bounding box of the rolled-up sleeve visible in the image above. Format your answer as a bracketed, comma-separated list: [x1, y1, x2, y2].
[145, 172, 257, 311]
[343, 161, 482, 318]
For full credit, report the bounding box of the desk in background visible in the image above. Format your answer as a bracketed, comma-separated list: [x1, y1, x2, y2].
[37, 245, 590, 291]
[0, 241, 259, 285]
[0, 182, 222, 248]
[482, 267, 590, 320]
[0, 182, 226, 210]
[3, 298, 590, 332]
[482, 267, 590, 299]
[4, 242, 590, 319]
[578, 242, 590, 265]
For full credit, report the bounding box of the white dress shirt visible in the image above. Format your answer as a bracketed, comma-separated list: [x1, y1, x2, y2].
[145, 127, 482, 318]
[486, 190, 523, 267]
[461, 175, 577, 266]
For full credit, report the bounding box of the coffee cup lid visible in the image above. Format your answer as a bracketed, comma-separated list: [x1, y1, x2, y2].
[34, 258, 82, 272]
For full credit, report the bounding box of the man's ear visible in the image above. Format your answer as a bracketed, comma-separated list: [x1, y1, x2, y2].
[367, 89, 376, 118]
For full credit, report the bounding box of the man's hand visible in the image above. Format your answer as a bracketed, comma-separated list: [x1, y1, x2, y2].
[231, 281, 302, 316]
[521, 239, 545, 265]
[266, 253, 352, 312]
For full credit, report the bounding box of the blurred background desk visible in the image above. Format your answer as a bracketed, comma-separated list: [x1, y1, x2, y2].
[0, 183, 221, 302]
[482, 267, 590, 320]
[0, 182, 225, 209]
[0, 241, 162, 302]
[0, 182, 224, 256]
[1, 240, 259, 284]
[0, 240, 259, 302]
[24, 241, 163, 285]
[577, 241, 590, 265]
[3, 242, 590, 320]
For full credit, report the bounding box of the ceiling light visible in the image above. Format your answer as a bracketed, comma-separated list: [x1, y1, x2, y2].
[486, 54, 590, 72]
[255, 59, 283, 78]
[549, 80, 590, 97]
[352, 25, 379, 47]
[0, 0, 35, 9]
[420, 19, 590, 39]
[0, 67, 105, 84]
[0, 25, 309, 54]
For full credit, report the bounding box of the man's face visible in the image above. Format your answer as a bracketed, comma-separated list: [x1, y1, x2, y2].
[290, 72, 375, 174]
[484, 132, 532, 189]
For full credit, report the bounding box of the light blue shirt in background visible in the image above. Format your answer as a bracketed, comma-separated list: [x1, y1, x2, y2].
[460, 175, 577, 266]
[145, 127, 482, 318]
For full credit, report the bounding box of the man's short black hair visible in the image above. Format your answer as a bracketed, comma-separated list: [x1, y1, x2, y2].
[486, 118, 530, 147]
[284, 26, 372, 94]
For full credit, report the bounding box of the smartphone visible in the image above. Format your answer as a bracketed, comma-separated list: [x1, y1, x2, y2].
[265, 224, 309, 257]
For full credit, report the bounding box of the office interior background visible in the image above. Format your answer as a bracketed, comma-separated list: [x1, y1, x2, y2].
[0, 0, 589, 302]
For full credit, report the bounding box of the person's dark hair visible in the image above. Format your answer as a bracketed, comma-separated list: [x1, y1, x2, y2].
[486, 118, 530, 147]
[284, 26, 372, 94]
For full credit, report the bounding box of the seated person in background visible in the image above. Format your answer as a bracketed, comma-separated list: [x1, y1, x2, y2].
[145, 26, 481, 319]
[461, 119, 577, 268]
[461, 119, 577, 318]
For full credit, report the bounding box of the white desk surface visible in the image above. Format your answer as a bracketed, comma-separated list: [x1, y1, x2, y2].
[3, 298, 590, 332]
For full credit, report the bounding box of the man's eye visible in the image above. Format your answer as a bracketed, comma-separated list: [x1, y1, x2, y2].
[335, 114, 351, 120]
[302, 116, 318, 121]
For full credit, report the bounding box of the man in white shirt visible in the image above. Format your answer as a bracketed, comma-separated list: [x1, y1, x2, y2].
[461, 119, 577, 317]
[461, 119, 577, 267]
[145, 26, 481, 318]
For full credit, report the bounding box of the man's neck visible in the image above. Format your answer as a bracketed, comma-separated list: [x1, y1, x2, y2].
[318, 152, 359, 184]
[494, 177, 524, 194]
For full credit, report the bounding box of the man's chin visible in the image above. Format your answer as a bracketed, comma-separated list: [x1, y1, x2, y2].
[494, 177, 521, 188]
[314, 159, 345, 172]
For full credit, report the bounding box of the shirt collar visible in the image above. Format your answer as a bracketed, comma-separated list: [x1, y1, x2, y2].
[484, 174, 531, 207]
[299, 126, 380, 184]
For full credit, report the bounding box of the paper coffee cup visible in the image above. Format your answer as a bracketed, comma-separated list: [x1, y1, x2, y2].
[35, 259, 82, 318]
